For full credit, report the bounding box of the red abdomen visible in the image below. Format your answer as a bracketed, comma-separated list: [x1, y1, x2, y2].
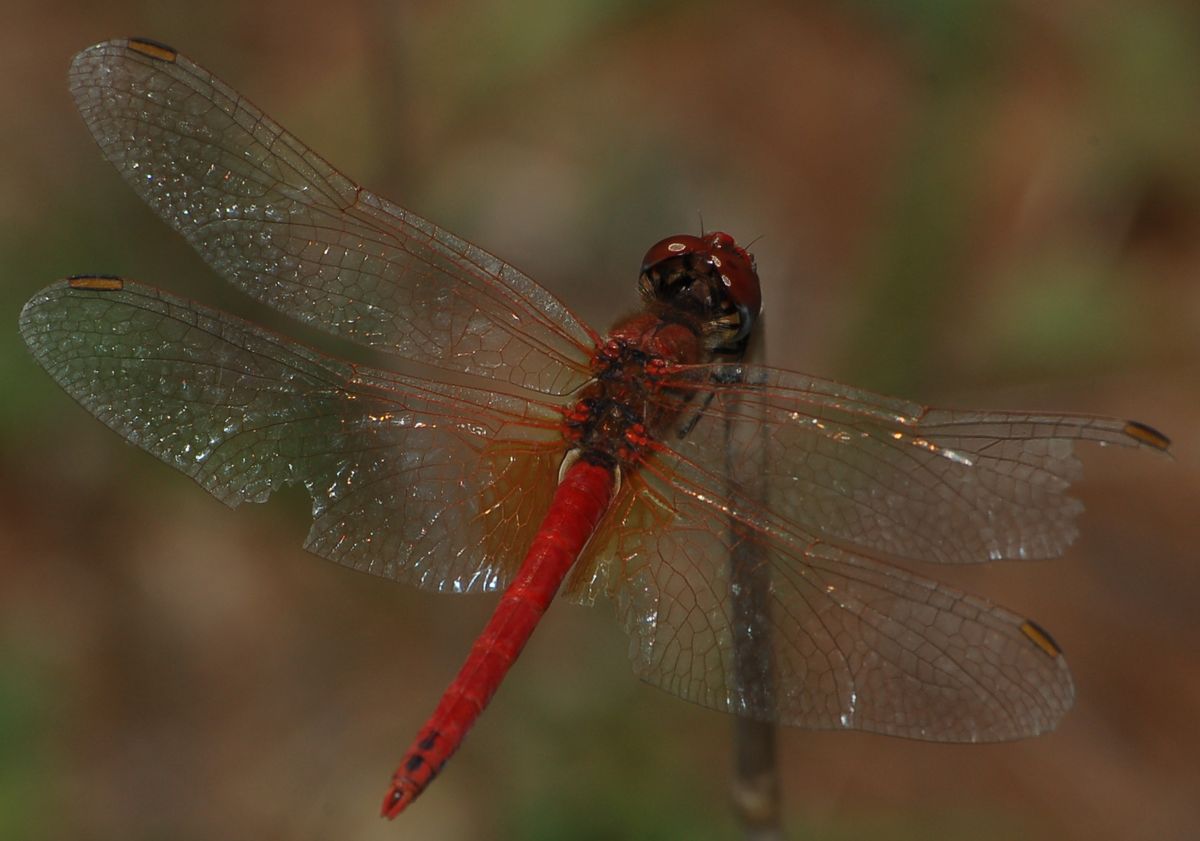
[381, 457, 614, 816]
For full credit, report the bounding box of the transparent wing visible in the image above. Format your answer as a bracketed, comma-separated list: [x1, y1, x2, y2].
[564, 363, 1167, 740]
[68, 38, 596, 396]
[588, 480, 1074, 740]
[20, 278, 567, 593]
[649, 363, 1169, 566]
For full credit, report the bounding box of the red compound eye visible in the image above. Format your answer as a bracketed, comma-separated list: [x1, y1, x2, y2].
[639, 234, 708, 275]
[702, 232, 761, 324]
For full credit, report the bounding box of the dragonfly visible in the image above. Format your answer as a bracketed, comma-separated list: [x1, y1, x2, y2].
[20, 37, 1170, 817]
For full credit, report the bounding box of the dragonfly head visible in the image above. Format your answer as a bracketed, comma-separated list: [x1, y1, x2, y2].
[639, 232, 762, 353]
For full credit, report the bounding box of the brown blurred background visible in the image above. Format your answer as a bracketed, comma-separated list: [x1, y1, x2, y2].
[2, 1, 1198, 839]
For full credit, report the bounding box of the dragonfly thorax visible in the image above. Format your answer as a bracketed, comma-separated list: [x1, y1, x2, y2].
[562, 393, 653, 467]
[563, 328, 697, 467]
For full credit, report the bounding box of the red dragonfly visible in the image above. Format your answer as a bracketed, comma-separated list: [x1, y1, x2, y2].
[21, 38, 1170, 817]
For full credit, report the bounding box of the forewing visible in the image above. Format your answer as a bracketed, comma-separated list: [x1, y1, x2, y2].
[20, 279, 565, 593]
[68, 38, 595, 396]
[649, 363, 1168, 566]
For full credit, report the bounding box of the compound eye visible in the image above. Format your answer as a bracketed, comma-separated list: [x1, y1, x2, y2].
[705, 233, 762, 328]
[640, 234, 706, 275]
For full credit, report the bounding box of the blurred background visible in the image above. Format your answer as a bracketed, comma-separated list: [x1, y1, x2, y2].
[1, 1, 1198, 839]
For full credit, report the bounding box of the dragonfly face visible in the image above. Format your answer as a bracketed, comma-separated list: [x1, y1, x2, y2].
[639, 231, 762, 352]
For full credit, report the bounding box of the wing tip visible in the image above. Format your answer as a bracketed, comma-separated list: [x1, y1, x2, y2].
[1123, 420, 1171, 452]
[66, 274, 125, 291]
[1019, 619, 1064, 659]
[73, 37, 178, 70]
[126, 37, 179, 63]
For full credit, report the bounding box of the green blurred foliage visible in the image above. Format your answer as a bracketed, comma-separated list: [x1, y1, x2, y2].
[0, 651, 54, 841]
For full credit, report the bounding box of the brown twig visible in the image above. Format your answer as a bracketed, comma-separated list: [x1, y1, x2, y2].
[725, 329, 783, 839]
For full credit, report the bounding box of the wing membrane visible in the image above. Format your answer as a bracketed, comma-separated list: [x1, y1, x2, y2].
[20, 279, 565, 592]
[651, 363, 1168, 566]
[68, 38, 596, 396]
[599, 477, 1074, 740]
